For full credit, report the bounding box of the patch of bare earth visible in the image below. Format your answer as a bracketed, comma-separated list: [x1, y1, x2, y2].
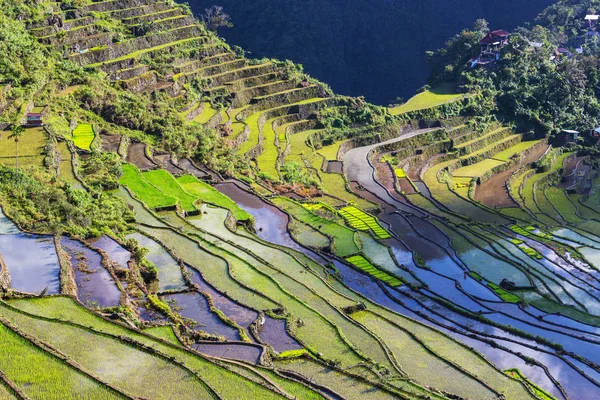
[476, 144, 549, 208]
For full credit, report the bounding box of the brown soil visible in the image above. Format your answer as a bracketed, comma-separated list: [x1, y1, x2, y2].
[397, 178, 416, 195]
[475, 144, 549, 208]
[126, 143, 156, 170]
[154, 154, 184, 175]
[100, 133, 121, 152]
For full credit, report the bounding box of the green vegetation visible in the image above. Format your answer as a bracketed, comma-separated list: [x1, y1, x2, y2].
[338, 206, 391, 239]
[0, 127, 46, 169]
[142, 169, 198, 212]
[487, 282, 521, 303]
[176, 175, 251, 221]
[345, 255, 403, 286]
[119, 164, 177, 209]
[272, 197, 359, 256]
[72, 124, 95, 151]
[505, 369, 558, 400]
[389, 83, 464, 115]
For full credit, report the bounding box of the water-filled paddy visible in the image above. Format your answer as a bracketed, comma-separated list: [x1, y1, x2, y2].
[162, 291, 241, 340]
[61, 237, 121, 308]
[0, 210, 60, 294]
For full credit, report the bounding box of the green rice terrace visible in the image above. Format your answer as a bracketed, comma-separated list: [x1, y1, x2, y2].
[0, 0, 599, 398]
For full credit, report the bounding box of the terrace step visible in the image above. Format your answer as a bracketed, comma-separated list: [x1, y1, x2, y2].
[174, 59, 248, 82]
[73, 26, 206, 66]
[459, 134, 522, 166]
[110, 64, 149, 81]
[232, 80, 298, 108]
[107, 2, 173, 20]
[204, 63, 276, 87]
[250, 86, 323, 107]
[120, 71, 158, 93]
[38, 24, 99, 45]
[122, 8, 183, 25]
[173, 52, 236, 74]
[63, 32, 116, 53]
[30, 17, 94, 37]
[129, 15, 197, 35]
[79, 0, 159, 14]
[454, 127, 512, 156]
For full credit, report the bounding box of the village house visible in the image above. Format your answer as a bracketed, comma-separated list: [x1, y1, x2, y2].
[25, 105, 48, 127]
[560, 129, 579, 145]
[472, 30, 510, 67]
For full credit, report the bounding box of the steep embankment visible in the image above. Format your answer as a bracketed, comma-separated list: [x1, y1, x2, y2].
[188, 0, 553, 104]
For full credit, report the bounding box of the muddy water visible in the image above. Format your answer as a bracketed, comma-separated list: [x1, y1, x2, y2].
[0, 211, 60, 294]
[257, 316, 303, 352]
[61, 237, 121, 308]
[88, 236, 131, 270]
[162, 292, 241, 341]
[326, 160, 343, 174]
[193, 342, 262, 364]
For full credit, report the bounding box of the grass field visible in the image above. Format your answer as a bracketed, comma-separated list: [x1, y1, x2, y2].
[119, 164, 177, 209]
[193, 103, 218, 124]
[389, 83, 463, 115]
[452, 159, 504, 178]
[492, 140, 541, 162]
[0, 127, 46, 168]
[176, 175, 252, 221]
[142, 169, 198, 212]
[255, 116, 281, 179]
[72, 123, 95, 150]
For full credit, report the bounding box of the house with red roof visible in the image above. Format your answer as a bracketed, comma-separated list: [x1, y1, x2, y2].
[478, 30, 510, 63]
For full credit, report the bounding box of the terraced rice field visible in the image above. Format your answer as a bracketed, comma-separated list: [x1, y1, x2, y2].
[338, 206, 391, 238]
[389, 83, 464, 115]
[5, 2, 600, 399]
[72, 124, 95, 150]
[0, 127, 47, 168]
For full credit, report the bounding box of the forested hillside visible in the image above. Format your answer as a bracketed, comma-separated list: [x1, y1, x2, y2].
[188, 0, 554, 104]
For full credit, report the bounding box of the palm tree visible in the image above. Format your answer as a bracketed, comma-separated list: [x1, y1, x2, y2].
[9, 124, 25, 169]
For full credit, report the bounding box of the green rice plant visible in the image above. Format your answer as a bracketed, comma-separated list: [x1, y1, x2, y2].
[545, 187, 584, 225]
[0, 303, 214, 400]
[119, 164, 177, 209]
[452, 159, 504, 178]
[56, 141, 79, 185]
[504, 369, 557, 400]
[351, 310, 498, 400]
[257, 367, 326, 400]
[518, 244, 543, 260]
[0, 320, 121, 399]
[255, 116, 281, 179]
[143, 325, 181, 345]
[469, 271, 483, 281]
[511, 239, 524, 245]
[276, 349, 309, 359]
[492, 140, 541, 162]
[273, 197, 359, 256]
[193, 102, 218, 124]
[72, 123, 95, 150]
[274, 358, 400, 400]
[389, 83, 463, 115]
[394, 168, 407, 178]
[176, 175, 251, 221]
[317, 140, 345, 161]
[345, 255, 402, 287]
[5, 297, 283, 400]
[339, 206, 391, 239]
[142, 169, 198, 212]
[487, 282, 521, 303]
[0, 127, 47, 169]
